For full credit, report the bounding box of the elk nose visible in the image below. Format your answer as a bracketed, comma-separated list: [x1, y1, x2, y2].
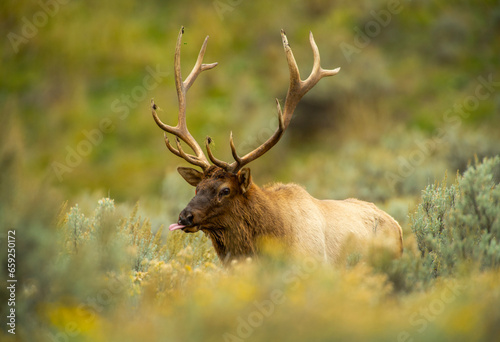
[179, 209, 194, 226]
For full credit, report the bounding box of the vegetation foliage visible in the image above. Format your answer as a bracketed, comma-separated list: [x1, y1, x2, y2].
[1, 0, 500, 341]
[3, 160, 500, 341]
[412, 157, 500, 277]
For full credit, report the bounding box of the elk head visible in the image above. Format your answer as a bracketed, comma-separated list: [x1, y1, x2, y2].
[151, 26, 340, 234]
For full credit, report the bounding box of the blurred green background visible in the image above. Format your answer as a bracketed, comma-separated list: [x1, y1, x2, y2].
[1, 0, 500, 341]
[2, 0, 499, 213]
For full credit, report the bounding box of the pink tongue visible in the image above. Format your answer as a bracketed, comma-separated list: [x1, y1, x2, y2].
[169, 223, 186, 231]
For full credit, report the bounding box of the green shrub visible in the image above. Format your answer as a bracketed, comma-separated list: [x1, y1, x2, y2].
[411, 156, 500, 277]
[61, 198, 172, 272]
[59, 197, 218, 274]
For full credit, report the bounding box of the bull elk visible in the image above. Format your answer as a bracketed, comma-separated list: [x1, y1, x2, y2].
[151, 27, 403, 265]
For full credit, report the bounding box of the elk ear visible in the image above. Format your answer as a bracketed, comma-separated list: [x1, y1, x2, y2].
[237, 168, 252, 194]
[177, 167, 204, 187]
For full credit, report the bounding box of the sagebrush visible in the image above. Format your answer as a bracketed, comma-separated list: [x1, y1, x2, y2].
[411, 156, 500, 277]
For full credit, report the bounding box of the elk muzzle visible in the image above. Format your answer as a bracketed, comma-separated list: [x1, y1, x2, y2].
[168, 207, 201, 233]
[179, 208, 194, 226]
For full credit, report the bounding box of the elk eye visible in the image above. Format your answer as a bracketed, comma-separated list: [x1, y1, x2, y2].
[219, 187, 230, 197]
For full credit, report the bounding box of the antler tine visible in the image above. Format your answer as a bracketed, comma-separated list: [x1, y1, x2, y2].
[228, 99, 285, 172]
[163, 133, 209, 169]
[184, 36, 218, 91]
[205, 137, 232, 170]
[229, 132, 243, 165]
[163, 133, 183, 158]
[281, 30, 340, 128]
[214, 30, 338, 173]
[151, 26, 217, 170]
[207, 98, 284, 173]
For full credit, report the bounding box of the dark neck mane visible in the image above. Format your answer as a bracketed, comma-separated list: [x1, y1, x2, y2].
[202, 184, 287, 265]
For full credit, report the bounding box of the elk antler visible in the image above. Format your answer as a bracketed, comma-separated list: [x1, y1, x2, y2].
[206, 30, 340, 173]
[151, 26, 217, 171]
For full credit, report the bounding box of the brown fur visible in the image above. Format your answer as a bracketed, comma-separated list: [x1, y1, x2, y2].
[176, 166, 403, 266]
